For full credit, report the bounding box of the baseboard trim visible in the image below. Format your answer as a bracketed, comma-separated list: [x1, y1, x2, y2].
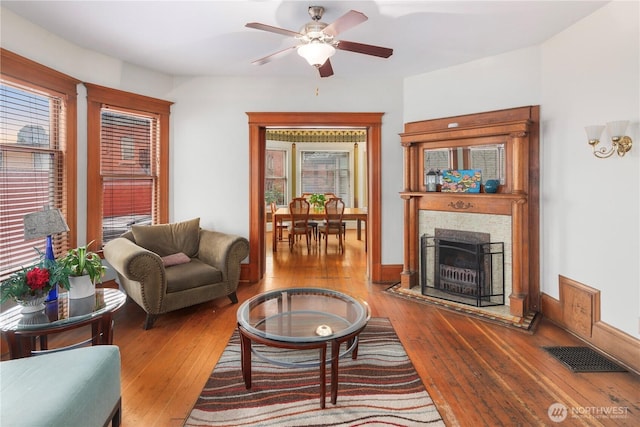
[541, 275, 640, 374]
[377, 264, 403, 283]
[239, 264, 253, 283]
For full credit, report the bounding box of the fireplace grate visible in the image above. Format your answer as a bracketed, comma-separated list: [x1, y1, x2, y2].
[543, 346, 627, 373]
[420, 234, 504, 307]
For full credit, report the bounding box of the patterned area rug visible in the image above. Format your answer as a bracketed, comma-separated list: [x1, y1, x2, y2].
[184, 317, 444, 426]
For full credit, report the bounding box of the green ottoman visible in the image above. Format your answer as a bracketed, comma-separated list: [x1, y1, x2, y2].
[0, 345, 121, 427]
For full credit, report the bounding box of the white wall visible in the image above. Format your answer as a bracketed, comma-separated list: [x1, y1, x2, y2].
[404, 46, 542, 122]
[168, 76, 404, 258]
[539, 1, 639, 338]
[403, 1, 639, 338]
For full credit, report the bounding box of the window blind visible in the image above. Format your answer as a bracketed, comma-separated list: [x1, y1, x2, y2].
[0, 81, 69, 279]
[469, 145, 505, 183]
[100, 107, 159, 243]
[424, 149, 451, 172]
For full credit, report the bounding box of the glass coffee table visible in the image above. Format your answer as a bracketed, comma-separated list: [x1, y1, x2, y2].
[236, 287, 370, 408]
[0, 288, 126, 359]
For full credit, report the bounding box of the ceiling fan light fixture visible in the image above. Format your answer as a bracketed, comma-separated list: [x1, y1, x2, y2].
[297, 41, 335, 67]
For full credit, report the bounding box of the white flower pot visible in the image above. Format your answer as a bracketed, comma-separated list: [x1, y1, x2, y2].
[68, 275, 95, 299]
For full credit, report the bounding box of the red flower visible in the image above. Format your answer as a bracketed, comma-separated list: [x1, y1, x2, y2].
[26, 267, 50, 291]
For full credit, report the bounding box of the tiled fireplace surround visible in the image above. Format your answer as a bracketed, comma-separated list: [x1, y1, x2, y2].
[419, 211, 512, 307]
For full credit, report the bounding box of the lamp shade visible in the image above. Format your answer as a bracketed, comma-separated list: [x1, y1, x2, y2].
[23, 207, 69, 240]
[585, 125, 605, 142]
[297, 41, 335, 67]
[606, 120, 629, 138]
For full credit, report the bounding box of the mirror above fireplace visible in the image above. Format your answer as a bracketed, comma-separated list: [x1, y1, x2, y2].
[423, 144, 506, 185]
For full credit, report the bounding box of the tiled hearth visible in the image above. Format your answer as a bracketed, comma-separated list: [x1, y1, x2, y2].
[386, 283, 538, 330]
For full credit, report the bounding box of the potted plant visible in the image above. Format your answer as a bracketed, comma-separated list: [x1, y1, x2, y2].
[59, 241, 107, 299]
[0, 251, 71, 313]
[309, 193, 326, 211]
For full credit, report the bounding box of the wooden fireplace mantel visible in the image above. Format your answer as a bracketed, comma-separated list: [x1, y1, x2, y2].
[399, 106, 540, 318]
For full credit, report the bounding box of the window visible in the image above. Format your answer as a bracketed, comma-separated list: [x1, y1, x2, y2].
[423, 148, 451, 172]
[469, 144, 505, 184]
[300, 151, 351, 205]
[0, 49, 78, 281]
[86, 83, 172, 247]
[265, 149, 287, 205]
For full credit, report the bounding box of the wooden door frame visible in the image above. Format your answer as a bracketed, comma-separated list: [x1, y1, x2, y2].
[246, 112, 384, 282]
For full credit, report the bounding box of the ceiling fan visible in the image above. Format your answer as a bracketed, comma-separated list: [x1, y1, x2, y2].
[246, 5, 393, 78]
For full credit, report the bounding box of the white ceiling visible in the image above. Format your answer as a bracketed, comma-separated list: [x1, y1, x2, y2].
[2, 1, 607, 79]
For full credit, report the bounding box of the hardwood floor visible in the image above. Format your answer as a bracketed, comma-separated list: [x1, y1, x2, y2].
[3, 230, 638, 426]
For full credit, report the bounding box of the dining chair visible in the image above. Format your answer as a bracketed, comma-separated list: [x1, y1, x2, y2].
[318, 197, 345, 253]
[320, 193, 345, 239]
[288, 197, 312, 252]
[300, 193, 319, 240]
[270, 202, 289, 242]
[302, 192, 345, 241]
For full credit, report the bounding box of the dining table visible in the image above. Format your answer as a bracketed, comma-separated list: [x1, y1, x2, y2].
[272, 207, 367, 252]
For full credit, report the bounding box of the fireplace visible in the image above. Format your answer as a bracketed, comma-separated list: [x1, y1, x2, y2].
[421, 229, 504, 307]
[400, 106, 540, 318]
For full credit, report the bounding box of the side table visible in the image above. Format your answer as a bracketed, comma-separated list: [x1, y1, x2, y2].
[0, 288, 126, 359]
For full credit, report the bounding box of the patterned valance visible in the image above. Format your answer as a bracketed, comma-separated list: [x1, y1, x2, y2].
[266, 129, 366, 143]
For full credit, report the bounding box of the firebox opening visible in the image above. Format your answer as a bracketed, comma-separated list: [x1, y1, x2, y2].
[421, 229, 504, 307]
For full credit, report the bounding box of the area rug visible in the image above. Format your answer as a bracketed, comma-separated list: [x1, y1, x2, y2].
[184, 317, 445, 426]
[386, 283, 538, 332]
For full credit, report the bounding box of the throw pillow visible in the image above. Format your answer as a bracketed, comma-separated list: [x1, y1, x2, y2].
[132, 217, 200, 257]
[161, 252, 191, 267]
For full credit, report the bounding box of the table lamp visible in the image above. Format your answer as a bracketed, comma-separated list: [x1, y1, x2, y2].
[23, 206, 69, 301]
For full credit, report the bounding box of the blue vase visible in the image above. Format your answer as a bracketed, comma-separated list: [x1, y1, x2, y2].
[44, 235, 58, 302]
[484, 179, 499, 193]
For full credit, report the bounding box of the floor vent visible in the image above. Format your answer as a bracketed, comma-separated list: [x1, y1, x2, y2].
[543, 346, 627, 373]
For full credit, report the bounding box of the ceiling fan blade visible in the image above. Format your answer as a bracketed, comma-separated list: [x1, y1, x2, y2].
[323, 10, 367, 37]
[336, 40, 393, 58]
[245, 22, 301, 38]
[318, 59, 334, 78]
[251, 46, 297, 66]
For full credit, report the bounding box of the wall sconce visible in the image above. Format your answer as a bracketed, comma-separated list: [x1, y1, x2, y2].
[585, 120, 633, 158]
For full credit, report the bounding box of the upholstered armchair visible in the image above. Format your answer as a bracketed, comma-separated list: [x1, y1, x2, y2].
[103, 218, 249, 329]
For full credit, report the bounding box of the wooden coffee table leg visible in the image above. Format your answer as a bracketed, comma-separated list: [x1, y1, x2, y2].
[352, 336, 359, 360]
[331, 339, 340, 405]
[239, 329, 252, 389]
[319, 344, 326, 409]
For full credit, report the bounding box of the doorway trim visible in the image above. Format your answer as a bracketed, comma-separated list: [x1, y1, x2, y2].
[246, 112, 383, 282]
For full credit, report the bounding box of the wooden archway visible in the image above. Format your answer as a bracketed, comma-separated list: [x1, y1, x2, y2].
[245, 112, 383, 282]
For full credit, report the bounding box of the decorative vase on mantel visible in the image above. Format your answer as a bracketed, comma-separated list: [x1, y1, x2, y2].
[16, 293, 48, 314]
[484, 179, 499, 193]
[68, 275, 95, 300]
